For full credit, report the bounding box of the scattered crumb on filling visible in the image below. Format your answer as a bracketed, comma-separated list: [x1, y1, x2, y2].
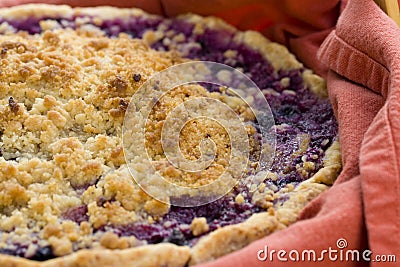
[190, 217, 209, 236]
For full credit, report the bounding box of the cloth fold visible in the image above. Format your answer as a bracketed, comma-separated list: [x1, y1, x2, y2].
[319, 0, 400, 264]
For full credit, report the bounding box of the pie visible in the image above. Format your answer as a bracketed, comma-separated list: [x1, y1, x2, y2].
[0, 4, 341, 267]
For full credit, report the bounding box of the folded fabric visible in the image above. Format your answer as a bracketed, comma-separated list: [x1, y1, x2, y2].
[1, 0, 399, 266]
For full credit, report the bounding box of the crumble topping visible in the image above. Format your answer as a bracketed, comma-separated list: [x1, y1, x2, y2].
[145, 84, 257, 188]
[0, 26, 263, 257]
[0, 28, 189, 256]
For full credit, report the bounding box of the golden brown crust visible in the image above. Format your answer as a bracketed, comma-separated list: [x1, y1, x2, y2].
[0, 4, 155, 20]
[0, 243, 190, 267]
[0, 4, 339, 267]
[0, 4, 73, 19]
[189, 212, 283, 265]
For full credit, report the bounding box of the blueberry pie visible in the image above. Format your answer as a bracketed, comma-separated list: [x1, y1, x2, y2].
[0, 4, 341, 267]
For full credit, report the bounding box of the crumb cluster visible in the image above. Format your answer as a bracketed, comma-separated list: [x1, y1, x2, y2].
[0, 28, 188, 255]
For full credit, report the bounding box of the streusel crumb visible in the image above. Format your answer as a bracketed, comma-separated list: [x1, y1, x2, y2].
[190, 217, 209, 236]
[0, 27, 188, 253]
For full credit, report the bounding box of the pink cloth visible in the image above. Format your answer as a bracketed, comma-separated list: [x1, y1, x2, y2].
[1, 0, 400, 266]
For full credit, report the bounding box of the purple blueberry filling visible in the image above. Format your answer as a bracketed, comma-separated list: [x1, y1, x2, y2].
[0, 13, 337, 259]
[0, 244, 54, 261]
[98, 189, 260, 246]
[63, 205, 89, 224]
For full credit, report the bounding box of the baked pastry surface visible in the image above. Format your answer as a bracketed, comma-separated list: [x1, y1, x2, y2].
[0, 4, 341, 267]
